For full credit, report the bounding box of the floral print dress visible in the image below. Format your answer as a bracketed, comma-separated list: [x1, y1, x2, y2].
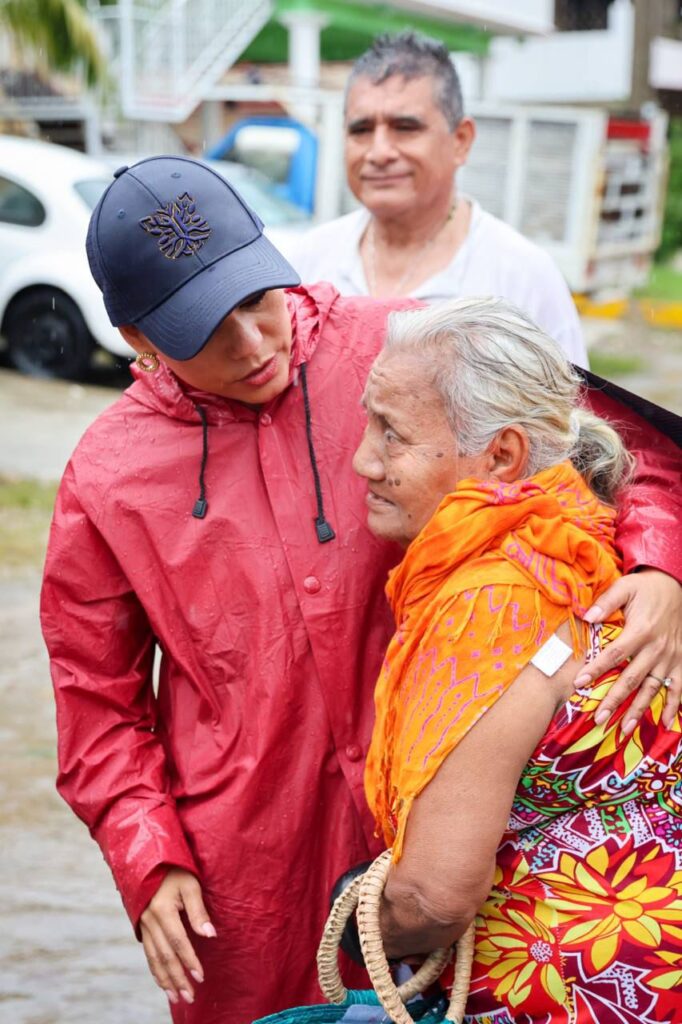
[466, 625, 682, 1024]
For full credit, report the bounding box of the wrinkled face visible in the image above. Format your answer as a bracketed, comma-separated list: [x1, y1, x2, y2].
[129, 289, 293, 404]
[344, 74, 467, 219]
[352, 351, 488, 547]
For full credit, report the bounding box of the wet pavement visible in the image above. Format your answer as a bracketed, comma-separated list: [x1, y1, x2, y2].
[0, 572, 168, 1024]
[0, 356, 167, 1023]
[0, 318, 680, 1023]
[581, 315, 682, 415]
[0, 357, 128, 482]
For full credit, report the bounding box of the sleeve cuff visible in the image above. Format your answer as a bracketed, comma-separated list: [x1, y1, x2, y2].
[92, 798, 200, 930]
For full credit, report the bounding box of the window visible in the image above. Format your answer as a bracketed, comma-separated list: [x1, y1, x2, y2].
[226, 125, 301, 185]
[554, 0, 613, 32]
[73, 178, 109, 211]
[0, 175, 45, 226]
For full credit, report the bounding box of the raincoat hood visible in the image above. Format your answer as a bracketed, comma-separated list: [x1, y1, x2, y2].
[121, 284, 343, 528]
[125, 284, 336, 425]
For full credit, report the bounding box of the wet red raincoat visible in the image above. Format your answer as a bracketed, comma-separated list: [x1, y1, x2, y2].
[41, 285, 682, 1024]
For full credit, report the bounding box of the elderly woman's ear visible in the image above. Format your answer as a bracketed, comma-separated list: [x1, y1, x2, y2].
[485, 425, 530, 482]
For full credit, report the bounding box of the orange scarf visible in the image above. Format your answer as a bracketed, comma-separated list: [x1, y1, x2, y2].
[364, 462, 622, 860]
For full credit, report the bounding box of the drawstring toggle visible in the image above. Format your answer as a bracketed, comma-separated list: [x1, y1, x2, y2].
[315, 517, 336, 544]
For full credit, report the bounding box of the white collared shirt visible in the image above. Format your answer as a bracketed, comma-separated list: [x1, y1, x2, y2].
[284, 199, 587, 367]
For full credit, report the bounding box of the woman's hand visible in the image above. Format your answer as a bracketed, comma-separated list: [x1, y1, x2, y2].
[140, 868, 216, 1007]
[574, 569, 682, 734]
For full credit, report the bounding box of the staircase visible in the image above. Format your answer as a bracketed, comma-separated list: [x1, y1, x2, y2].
[93, 0, 273, 122]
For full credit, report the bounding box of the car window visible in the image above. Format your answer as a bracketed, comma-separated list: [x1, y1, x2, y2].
[0, 175, 46, 227]
[230, 176, 308, 226]
[205, 161, 309, 227]
[227, 125, 301, 185]
[73, 178, 110, 211]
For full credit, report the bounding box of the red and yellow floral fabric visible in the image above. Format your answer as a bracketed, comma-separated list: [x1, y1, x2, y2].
[467, 627, 682, 1023]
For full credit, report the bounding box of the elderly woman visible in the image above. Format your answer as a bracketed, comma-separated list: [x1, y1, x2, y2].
[353, 298, 682, 1023]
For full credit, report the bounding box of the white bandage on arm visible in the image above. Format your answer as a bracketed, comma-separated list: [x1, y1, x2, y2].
[530, 633, 574, 677]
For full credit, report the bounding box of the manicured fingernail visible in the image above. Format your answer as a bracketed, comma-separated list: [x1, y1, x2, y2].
[201, 922, 217, 938]
[575, 673, 591, 688]
[594, 709, 609, 725]
[583, 606, 602, 624]
[180, 989, 194, 1004]
[190, 970, 204, 984]
[165, 990, 179, 1005]
[622, 718, 637, 736]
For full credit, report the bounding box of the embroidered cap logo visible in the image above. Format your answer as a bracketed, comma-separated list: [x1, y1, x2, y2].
[139, 192, 211, 259]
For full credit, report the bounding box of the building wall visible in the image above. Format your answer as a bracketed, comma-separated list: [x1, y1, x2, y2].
[483, 0, 634, 104]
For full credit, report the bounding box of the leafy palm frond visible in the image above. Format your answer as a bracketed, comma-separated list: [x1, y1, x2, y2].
[0, 0, 106, 87]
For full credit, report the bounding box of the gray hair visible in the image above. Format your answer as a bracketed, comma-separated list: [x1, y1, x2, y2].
[384, 298, 635, 506]
[345, 30, 464, 130]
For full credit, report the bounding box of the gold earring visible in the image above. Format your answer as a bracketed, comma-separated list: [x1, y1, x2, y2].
[135, 351, 160, 373]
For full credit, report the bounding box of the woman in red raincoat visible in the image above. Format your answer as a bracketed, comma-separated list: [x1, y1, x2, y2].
[41, 157, 682, 1024]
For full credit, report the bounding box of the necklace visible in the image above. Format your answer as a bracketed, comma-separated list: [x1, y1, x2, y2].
[364, 201, 457, 297]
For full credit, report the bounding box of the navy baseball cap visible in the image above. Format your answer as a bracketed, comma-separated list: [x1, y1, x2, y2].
[86, 156, 301, 360]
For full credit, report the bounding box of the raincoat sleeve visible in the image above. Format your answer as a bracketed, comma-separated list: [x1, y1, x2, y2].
[587, 389, 682, 583]
[40, 463, 199, 928]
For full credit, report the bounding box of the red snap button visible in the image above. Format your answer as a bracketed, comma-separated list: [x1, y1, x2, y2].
[303, 575, 321, 594]
[260, 413, 272, 426]
[345, 744, 362, 762]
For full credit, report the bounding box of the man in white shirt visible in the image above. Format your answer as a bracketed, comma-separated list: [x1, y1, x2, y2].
[286, 31, 587, 367]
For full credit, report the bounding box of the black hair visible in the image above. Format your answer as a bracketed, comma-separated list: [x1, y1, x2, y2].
[346, 30, 464, 129]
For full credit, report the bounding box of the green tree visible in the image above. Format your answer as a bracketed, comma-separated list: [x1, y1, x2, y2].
[658, 119, 682, 263]
[0, 0, 106, 87]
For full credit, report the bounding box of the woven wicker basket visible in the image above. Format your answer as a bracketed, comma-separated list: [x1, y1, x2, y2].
[316, 849, 475, 1024]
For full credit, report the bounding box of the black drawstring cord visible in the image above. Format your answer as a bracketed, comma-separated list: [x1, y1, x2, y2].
[300, 363, 336, 544]
[192, 405, 209, 519]
[191, 375, 334, 539]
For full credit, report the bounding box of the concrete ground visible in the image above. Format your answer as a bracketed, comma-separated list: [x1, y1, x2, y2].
[0, 361, 126, 482]
[0, 358, 169, 1024]
[0, 575, 167, 1024]
[581, 314, 682, 416]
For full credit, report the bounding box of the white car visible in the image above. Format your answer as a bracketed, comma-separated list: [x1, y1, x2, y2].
[0, 138, 311, 378]
[0, 136, 130, 378]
